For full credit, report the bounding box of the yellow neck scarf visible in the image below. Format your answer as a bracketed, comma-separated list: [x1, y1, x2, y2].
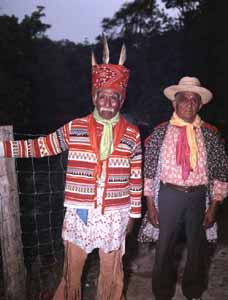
[170, 112, 202, 170]
[93, 108, 120, 161]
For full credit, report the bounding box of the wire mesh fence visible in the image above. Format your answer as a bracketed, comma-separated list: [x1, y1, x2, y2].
[1, 133, 69, 300]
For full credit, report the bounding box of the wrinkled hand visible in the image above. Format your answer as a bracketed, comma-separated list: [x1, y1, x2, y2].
[146, 197, 159, 228]
[148, 206, 159, 228]
[126, 218, 135, 235]
[203, 202, 218, 229]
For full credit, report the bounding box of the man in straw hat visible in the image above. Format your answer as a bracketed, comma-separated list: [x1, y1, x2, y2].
[138, 76, 228, 300]
[0, 36, 142, 300]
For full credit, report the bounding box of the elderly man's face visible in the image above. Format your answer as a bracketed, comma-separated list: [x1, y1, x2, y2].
[174, 91, 201, 123]
[94, 89, 123, 120]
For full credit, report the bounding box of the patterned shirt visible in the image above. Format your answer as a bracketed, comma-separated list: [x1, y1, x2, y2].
[1, 114, 142, 217]
[62, 122, 130, 254]
[139, 121, 228, 243]
[62, 162, 130, 253]
[144, 124, 228, 202]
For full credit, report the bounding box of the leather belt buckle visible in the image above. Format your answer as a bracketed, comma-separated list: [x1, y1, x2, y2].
[162, 182, 205, 193]
[183, 187, 189, 193]
[185, 186, 194, 193]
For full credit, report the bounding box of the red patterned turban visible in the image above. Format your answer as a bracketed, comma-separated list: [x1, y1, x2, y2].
[92, 63, 129, 100]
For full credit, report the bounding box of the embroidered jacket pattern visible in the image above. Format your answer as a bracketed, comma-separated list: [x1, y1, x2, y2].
[144, 122, 228, 185]
[138, 121, 228, 242]
[3, 114, 142, 217]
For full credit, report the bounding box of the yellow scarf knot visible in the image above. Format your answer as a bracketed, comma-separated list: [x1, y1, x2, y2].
[170, 112, 202, 171]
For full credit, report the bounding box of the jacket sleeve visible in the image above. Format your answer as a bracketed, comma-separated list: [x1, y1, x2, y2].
[211, 179, 228, 202]
[209, 131, 228, 201]
[208, 129, 228, 182]
[143, 131, 160, 198]
[129, 129, 142, 218]
[0, 122, 71, 158]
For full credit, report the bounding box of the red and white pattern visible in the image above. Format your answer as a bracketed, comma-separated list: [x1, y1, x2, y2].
[62, 162, 129, 254]
[144, 125, 228, 202]
[62, 205, 129, 254]
[2, 114, 142, 217]
[92, 64, 129, 99]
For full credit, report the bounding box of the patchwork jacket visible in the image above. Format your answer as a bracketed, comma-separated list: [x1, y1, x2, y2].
[139, 121, 228, 242]
[144, 121, 228, 185]
[2, 114, 142, 217]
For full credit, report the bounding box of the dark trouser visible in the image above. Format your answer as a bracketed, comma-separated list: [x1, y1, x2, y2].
[152, 183, 208, 300]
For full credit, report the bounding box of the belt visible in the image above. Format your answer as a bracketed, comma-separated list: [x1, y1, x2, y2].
[162, 182, 205, 193]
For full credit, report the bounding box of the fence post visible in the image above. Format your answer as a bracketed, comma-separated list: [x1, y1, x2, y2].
[0, 125, 27, 300]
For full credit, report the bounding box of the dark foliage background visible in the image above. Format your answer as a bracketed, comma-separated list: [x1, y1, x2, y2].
[0, 1, 227, 140]
[1, 2, 228, 299]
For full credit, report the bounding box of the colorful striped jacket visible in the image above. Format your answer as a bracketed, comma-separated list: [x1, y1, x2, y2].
[2, 113, 142, 217]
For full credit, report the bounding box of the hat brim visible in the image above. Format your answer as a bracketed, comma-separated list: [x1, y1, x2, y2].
[163, 85, 213, 104]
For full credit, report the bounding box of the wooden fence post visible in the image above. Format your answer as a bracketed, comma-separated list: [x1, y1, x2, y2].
[0, 126, 27, 300]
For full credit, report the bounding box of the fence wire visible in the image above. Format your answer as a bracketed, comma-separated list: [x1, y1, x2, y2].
[14, 133, 67, 300]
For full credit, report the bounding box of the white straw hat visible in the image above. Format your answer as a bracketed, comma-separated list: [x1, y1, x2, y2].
[163, 76, 213, 104]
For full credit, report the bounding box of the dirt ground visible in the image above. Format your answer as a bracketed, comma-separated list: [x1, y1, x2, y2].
[81, 201, 228, 300]
[80, 241, 228, 300]
[1, 202, 228, 300]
